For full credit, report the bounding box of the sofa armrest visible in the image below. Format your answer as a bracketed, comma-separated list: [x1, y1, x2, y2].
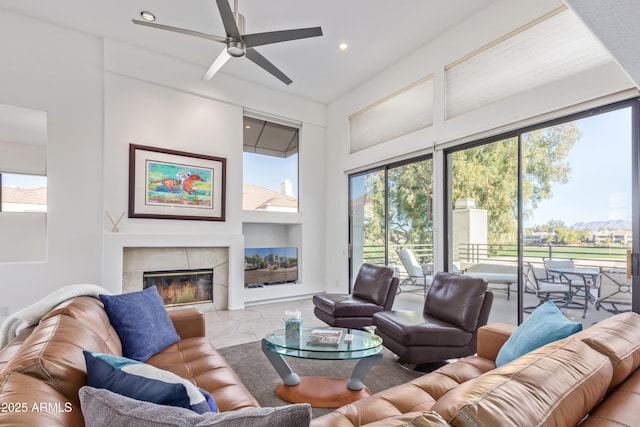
[168, 308, 205, 339]
[476, 323, 516, 361]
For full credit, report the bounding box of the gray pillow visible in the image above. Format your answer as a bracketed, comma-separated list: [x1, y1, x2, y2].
[79, 386, 311, 427]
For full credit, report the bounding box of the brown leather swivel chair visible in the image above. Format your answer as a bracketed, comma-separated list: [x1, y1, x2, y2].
[373, 272, 493, 365]
[313, 263, 399, 329]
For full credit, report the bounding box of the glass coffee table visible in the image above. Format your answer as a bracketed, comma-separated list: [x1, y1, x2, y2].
[262, 327, 383, 408]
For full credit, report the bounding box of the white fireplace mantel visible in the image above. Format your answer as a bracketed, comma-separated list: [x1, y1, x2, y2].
[103, 232, 245, 310]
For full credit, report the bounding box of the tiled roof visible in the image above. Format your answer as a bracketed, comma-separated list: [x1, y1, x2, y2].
[2, 187, 47, 204]
[243, 183, 297, 210]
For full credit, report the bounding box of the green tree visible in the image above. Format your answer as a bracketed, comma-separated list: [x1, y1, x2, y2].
[363, 159, 433, 249]
[452, 122, 579, 243]
[361, 122, 579, 250]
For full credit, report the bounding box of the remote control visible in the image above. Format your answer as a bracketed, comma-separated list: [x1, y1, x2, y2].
[344, 333, 354, 342]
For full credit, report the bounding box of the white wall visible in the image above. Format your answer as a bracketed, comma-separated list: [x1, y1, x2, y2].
[324, 0, 638, 293]
[0, 10, 104, 317]
[101, 41, 327, 308]
[0, 11, 327, 318]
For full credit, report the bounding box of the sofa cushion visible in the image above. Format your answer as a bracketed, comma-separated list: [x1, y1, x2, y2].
[1, 311, 123, 407]
[84, 351, 215, 414]
[145, 337, 260, 412]
[100, 286, 180, 362]
[363, 411, 450, 427]
[352, 263, 395, 306]
[80, 386, 311, 427]
[580, 366, 640, 427]
[0, 370, 84, 426]
[575, 311, 640, 388]
[496, 300, 582, 367]
[425, 273, 487, 332]
[431, 338, 613, 427]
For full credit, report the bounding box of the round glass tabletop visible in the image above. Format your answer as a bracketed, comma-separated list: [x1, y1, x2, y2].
[263, 327, 383, 360]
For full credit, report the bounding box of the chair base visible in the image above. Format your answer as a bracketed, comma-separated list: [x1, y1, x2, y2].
[395, 356, 449, 373]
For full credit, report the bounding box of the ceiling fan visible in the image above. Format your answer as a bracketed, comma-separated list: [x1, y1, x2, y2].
[133, 0, 323, 85]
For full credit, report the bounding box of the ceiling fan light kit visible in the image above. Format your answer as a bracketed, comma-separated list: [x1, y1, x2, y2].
[132, 0, 322, 85]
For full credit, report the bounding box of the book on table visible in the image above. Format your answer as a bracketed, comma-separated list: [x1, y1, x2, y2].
[306, 329, 343, 345]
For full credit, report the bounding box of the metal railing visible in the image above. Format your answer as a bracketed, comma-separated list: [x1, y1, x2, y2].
[458, 243, 629, 269]
[361, 242, 630, 270]
[362, 243, 434, 267]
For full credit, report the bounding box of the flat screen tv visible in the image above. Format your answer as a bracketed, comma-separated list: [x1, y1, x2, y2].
[244, 247, 298, 288]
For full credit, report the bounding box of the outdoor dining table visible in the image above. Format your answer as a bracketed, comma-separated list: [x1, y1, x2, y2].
[545, 266, 600, 318]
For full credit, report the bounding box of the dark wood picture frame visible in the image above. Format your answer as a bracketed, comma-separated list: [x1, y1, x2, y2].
[128, 144, 226, 221]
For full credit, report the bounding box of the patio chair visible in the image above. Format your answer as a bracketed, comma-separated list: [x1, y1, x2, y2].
[596, 268, 632, 314]
[543, 258, 597, 318]
[396, 249, 432, 296]
[523, 262, 573, 313]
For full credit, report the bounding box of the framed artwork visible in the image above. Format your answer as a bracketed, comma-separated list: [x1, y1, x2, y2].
[128, 144, 226, 221]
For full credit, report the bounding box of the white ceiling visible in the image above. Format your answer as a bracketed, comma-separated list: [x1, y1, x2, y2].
[0, 0, 497, 104]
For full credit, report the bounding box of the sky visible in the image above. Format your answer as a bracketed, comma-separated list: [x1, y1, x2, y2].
[1, 173, 46, 188]
[524, 106, 632, 228]
[243, 152, 298, 196]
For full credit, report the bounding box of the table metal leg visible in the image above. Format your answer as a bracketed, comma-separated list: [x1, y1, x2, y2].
[261, 339, 300, 386]
[346, 352, 383, 391]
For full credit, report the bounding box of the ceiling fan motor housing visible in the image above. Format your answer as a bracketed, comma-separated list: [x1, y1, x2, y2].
[227, 40, 245, 57]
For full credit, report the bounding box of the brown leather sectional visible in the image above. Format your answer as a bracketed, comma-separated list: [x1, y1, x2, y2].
[0, 296, 259, 426]
[312, 312, 640, 426]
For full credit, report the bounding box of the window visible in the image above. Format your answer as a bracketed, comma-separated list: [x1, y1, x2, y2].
[0, 172, 47, 212]
[242, 116, 299, 212]
[349, 157, 433, 287]
[445, 99, 638, 324]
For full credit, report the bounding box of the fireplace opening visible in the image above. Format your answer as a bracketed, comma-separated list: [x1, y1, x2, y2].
[143, 268, 213, 307]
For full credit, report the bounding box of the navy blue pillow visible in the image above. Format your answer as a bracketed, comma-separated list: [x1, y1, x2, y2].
[83, 350, 216, 414]
[100, 286, 180, 361]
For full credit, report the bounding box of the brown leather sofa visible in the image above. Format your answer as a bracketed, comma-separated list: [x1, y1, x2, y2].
[0, 296, 259, 426]
[312, 311, 640, 427]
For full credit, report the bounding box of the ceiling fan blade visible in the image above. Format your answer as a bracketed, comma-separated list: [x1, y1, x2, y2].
[202, 49, 231, 80]
[215, 0, 241, 40]
[132, 19, 227, 43]
[245, 48, 292, 85]
[243, 27, 323, 48]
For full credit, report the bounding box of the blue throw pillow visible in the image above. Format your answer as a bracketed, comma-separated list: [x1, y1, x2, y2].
[83, 350, 217, 414]
[100, 286, 180, 361]
[495, 301, 583, 367]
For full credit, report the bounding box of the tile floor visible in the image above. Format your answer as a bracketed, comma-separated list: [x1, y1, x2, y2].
[206, 286, 618, 349]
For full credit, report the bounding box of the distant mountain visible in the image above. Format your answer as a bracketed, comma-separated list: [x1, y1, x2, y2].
[571, 219, 631, 232]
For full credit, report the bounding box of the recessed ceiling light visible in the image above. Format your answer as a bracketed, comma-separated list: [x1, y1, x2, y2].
[140, 11, 156, 22]
[245, 125, 251, 129]
[338, 43, 349, 51]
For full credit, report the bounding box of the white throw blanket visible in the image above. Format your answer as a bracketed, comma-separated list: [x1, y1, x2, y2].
[0, 284, 112, 349]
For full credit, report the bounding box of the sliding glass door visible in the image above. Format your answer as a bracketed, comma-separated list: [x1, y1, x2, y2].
[349, 157, 433, 289]
[447, 137, 519, 324]
[446, 99, 638, 325]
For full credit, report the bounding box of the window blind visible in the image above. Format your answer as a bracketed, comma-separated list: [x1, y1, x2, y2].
[446, 8, 613, 118]
[349, 76, 433, 153]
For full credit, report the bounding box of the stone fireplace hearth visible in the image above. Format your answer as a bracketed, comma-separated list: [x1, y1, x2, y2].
[123, 247, 228, 311]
